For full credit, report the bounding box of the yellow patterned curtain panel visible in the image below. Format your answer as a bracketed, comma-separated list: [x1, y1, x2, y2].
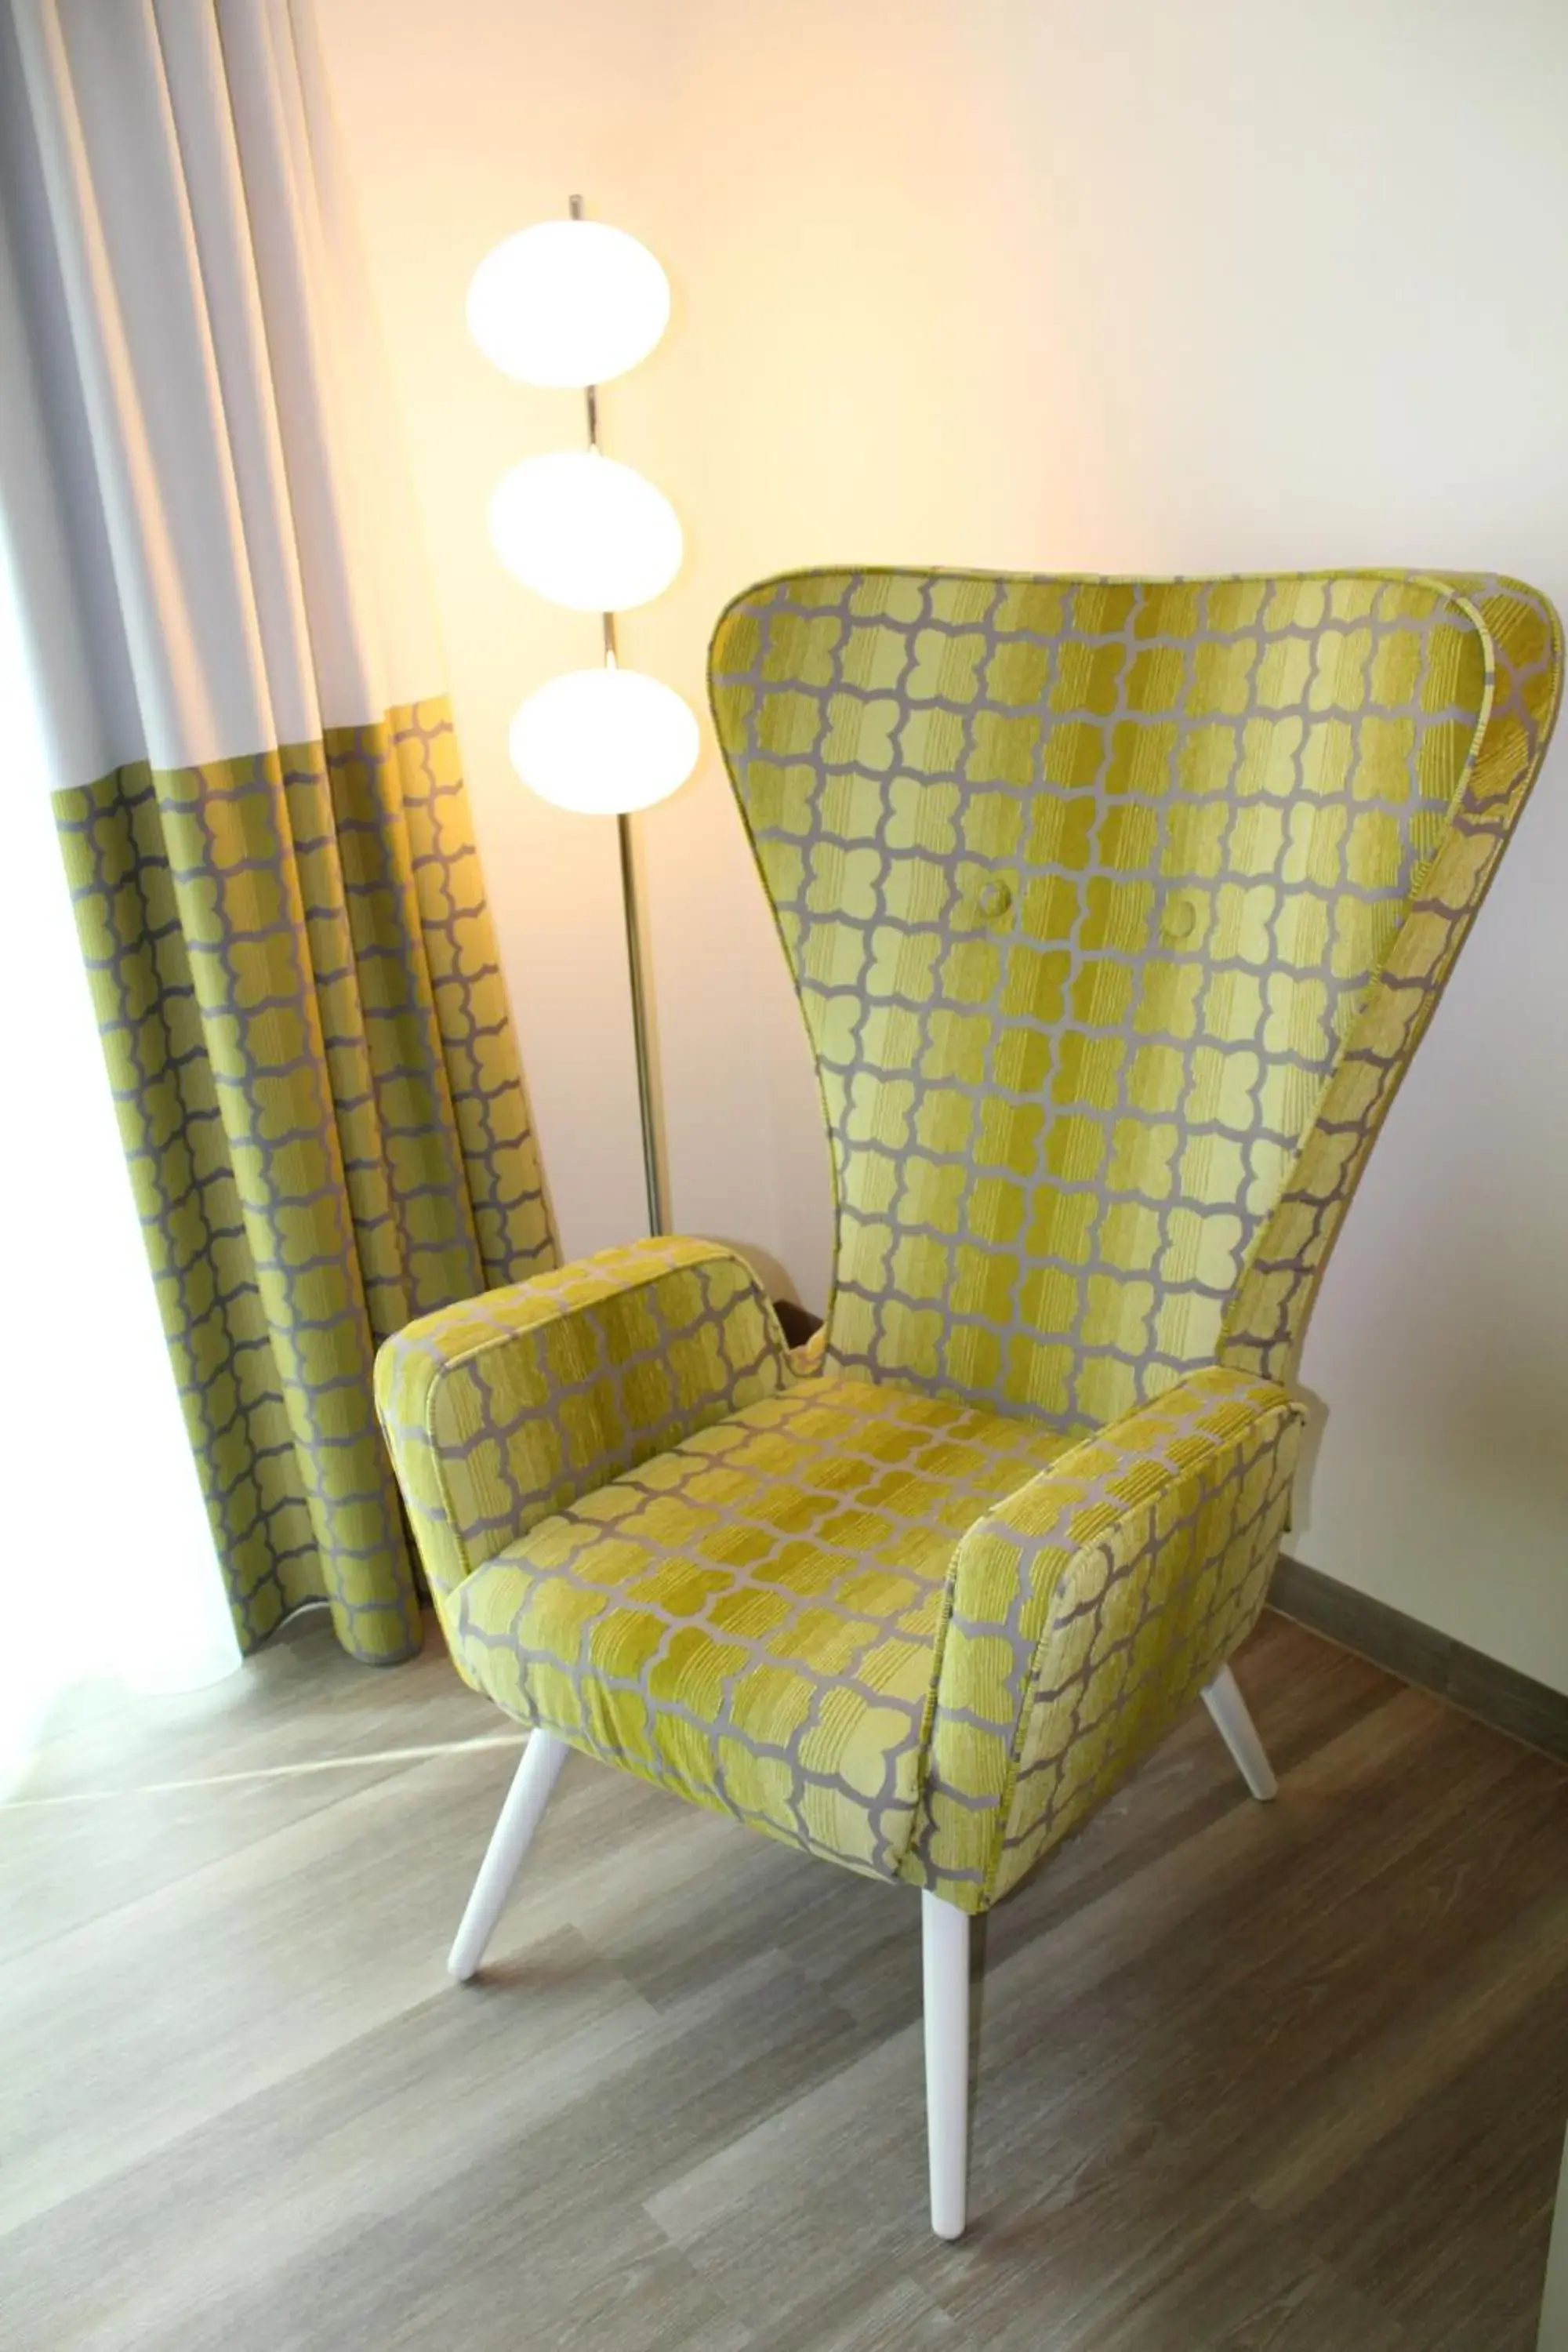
[1, 1, 554, 1660]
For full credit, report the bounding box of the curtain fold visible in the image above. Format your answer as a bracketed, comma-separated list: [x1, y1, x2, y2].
[1, 0, 556, 1662]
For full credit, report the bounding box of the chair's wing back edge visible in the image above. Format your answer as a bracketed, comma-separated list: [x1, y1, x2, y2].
[1218, 572, 1563, 1382]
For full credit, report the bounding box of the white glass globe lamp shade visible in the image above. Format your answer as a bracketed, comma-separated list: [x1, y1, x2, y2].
[488, 452, 683, 612]
[509, 668, 699, 816]
[466, 220, 670, 387]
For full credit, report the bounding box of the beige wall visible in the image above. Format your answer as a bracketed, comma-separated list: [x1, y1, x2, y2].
[318, 0, 1568, 1692]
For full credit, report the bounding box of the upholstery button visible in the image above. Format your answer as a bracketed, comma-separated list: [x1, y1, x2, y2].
[1162, 894, 1200, 944]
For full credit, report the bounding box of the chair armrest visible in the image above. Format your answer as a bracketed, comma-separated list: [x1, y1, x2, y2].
[906, 1364, 1304, 1910]
[374, 1237, 794, 1604]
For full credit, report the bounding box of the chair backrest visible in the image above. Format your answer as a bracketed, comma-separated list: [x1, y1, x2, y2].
[710, 571, 1559, 1434]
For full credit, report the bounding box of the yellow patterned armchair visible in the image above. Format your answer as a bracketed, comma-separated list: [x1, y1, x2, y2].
[376, 569, 1559, 2238]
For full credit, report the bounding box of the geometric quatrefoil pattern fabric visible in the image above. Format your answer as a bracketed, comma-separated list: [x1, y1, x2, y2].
[381, 1236, 1303, 1911]
[56, 698, 556, 1661]
[379, 572, 1559, 1907]
[709, 571, 1550, 1432]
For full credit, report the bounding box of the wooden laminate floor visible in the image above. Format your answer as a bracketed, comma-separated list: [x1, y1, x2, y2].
[2, 1610, 1565, 2351]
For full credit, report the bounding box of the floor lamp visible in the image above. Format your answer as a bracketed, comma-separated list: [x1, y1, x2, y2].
[466, 198, 699, 1236]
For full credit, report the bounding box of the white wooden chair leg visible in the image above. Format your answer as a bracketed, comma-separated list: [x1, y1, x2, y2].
[1202, 1664, 1277, 1802]
[448, 1730, 569, 1981]
[922, 1890, 971, 2240]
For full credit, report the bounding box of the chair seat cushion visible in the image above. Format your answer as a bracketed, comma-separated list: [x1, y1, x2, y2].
[448, 1374, 1071, 1880]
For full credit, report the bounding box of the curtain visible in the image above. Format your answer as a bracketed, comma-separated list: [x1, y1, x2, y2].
[0, 513, 245, 1791]
[0, 0, 557, 1668]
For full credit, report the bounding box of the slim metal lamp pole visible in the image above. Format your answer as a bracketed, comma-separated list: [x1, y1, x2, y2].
[570, 192, 667, 1238]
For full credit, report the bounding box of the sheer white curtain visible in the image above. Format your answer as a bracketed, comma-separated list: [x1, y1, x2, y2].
[0, 31, 245, 1793]
[0, 554, 241, 1795]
